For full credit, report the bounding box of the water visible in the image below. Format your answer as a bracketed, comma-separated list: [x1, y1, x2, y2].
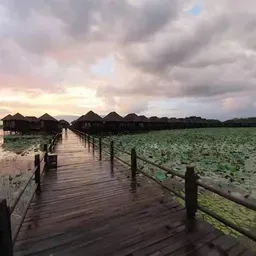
[0, 129, 39, 204]
[0, 129, 34, 176]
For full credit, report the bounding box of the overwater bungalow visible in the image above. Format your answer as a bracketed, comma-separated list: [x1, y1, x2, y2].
[148, 116, 161, 130]
[123, 113, 140, 131]
[138, 115, 149, 130]
[1, 114, 13, 131]
[159, 117, 169, 130]
[79, 111, 103, 134]
[72, 115, 84, 130]
[10, 113, 30, 133]
[39, 113, 60, 133]
[168, 117, 178, 129]
[59, 119, 70, 129]
[26, 116, 40, 132]
[103, 111, 123, 133]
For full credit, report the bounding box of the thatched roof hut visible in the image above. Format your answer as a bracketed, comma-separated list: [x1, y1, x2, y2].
[1, 114, 13, 121]
[169, 117, 178, 122]
[39, 113, 58, 122]
[148, 116, 160, 122]
[138, 115, 148, 122]
[39, 113, 59, 133]
[1, 114, 13, 131]
[160, 117, 168, 123]
[123, 113, 140, 122]
[80, 111, 103, 122]
[59, 119, 69, 125]
[12, 113, 29, 121]
[26, 116, 40, 131]
[70, 115, 84, 129]
[7, 113, 30, 133]
[26, 116, 39, 122]
[59, 119, 70, 129]
[103, 112, 123, 122]
[72, 115, 84, 124]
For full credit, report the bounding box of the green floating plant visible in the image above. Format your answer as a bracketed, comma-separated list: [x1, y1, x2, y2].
[108, 128, 256, 251]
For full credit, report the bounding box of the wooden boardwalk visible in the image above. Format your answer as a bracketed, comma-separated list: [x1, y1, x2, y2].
[14, 130, 254, 256]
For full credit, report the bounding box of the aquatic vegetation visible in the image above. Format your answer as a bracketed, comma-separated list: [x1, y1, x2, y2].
[2, 134, 51, 154]
[108, 128, 256, 195]
[0, 132, 52, 232]
[104, 128, 256, 249]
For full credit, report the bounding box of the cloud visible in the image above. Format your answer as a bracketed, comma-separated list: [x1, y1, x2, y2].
[0, 0, 256, 118]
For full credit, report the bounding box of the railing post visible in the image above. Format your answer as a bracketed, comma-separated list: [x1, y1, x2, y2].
[110, 141, 114, 163]
[88, 135, 90, 150]
[49, 139, 52, 153]
[34, 154, 41, 194]
[44, 144, 48, 163]
[0, 199, 13, 256]
[99, 137, 102, 160]
[131, 148, 137, 179]
[92, 136, 95, 154]
[185, 166, 198, 219]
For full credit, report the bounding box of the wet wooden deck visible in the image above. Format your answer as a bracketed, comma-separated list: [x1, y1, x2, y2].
[14, 130, 254, 256]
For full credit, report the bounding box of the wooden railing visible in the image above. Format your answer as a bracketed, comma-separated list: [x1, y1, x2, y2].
[0, 133, 61, 255]
[72, 128, 256, 243]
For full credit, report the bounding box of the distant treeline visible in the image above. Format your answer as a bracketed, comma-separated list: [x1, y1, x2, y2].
[167, 117, 256, 128]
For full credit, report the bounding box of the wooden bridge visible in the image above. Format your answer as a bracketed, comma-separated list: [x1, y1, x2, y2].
[1, 129, 255, 255]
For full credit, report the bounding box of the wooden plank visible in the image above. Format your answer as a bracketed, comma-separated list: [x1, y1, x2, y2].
[228, 243, 248, 256]
[14, 130, 254, 256]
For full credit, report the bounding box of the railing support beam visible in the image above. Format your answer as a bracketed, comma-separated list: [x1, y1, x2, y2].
[34, 154, 41, 194]
[99, 137, 102, 160]
[92, 136, 95, 154]
[110, 141, 114, 163]
[185, 166, 198, 219]
[131, 148, 137, 179]
[0, 199, 13, 256]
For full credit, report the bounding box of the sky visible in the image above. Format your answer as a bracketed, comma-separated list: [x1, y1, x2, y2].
[0, 0, 256, 121]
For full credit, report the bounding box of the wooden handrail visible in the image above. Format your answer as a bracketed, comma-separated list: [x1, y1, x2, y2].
[0, 132, 62, 255]
[137, 155, 185, 179]
[72, 128, 256, 242]
[10, 133, 61, 214]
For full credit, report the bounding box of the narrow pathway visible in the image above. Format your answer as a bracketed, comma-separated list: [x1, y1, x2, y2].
[14, 130, 254, 255]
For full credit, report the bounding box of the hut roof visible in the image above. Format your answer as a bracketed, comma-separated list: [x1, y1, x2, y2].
[160, 117, 168, 123]
[138, 115, 148, 122]
[103, 112, 123, 122]
[26, 116, 39, 122]
[74, 115, 84, 123]
[39, 113, 58, 122]
[12, 113, 29, 121]
[169, 117, 178, 122]
[80, 111, 103, 122]
[1, 114, 13, 121]
[148, 116, 160, 122]
[123, 113, 140, 122]
[59, 119, 69, 125]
